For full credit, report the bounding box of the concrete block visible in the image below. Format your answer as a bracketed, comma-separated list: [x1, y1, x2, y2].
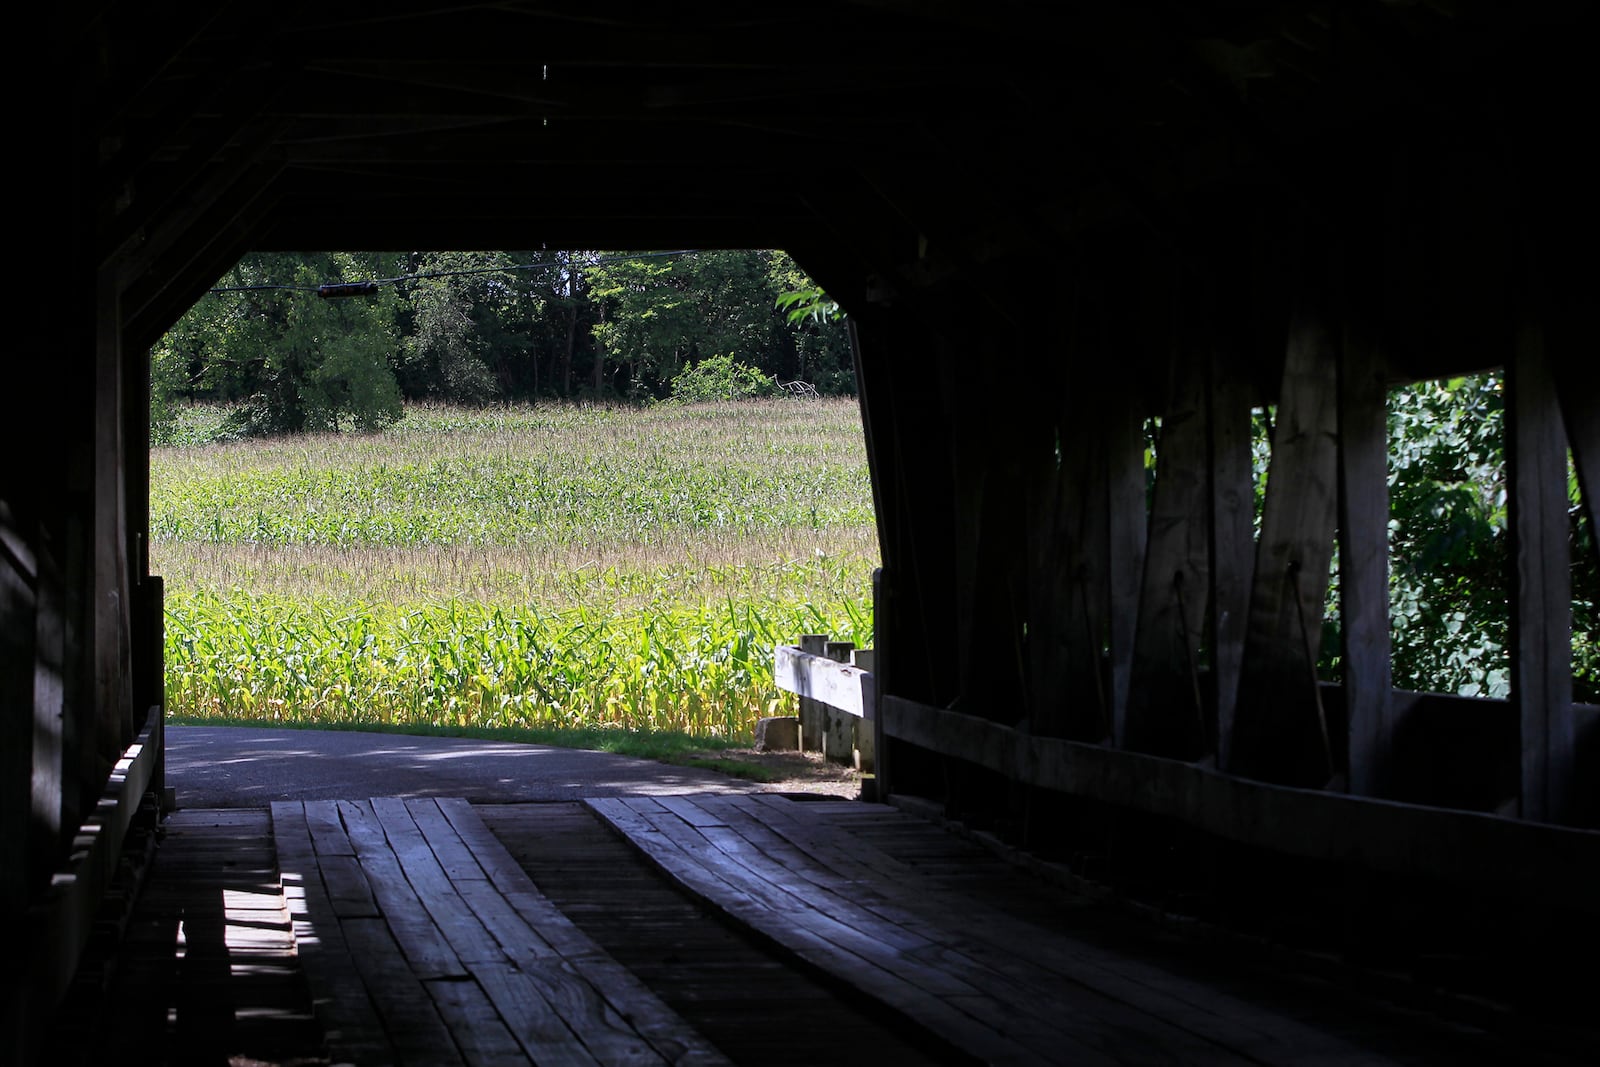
[755, 716, 800, 752]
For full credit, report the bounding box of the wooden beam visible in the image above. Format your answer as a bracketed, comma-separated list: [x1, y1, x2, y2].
[880, 695, 1599, 905]
[774, 644, 873, 720]
[1338, 299, 1393, 797]
[22, 707, 163, 1045]
[1208, 352, 1255, 771]
[1125, 327, 1211, 759]
[1106, 391, 1148, 746]
[1507, 320, 1574, 824]
[1229, 273, 1340, 787]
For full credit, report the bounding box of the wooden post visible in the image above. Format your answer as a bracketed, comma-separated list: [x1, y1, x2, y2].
[1209, 353, 1255, 771]
[1107, 395, 1148, 747]
[1125, 340, 1211, 760]
[1230, 271, 1341, 788]
[798, 634, 828, 753]
[1339, 307, 1392, 797]
[851, 649, 876, 776]
[869, 566, 890, 798]
[824, 641, 856, 764]
[1507, 321, 1573, 824]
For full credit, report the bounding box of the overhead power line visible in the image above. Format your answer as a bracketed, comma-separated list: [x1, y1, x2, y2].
[205, 249, 701, 297]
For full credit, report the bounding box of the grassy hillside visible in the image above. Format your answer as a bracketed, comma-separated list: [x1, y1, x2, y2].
[151, 399, 878, 739]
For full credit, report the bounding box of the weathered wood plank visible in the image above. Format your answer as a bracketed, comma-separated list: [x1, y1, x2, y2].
[1208, 355, 1255, 770]
[774, 643, 872, 720]
[880, 694, 1600, 902]
[586, 798, 1043, 1066]
[1230, 279, 1341, 787]
[338, 800, 467, 980]
[25, 707, 162, 1030]
[302, 800, 355, 857]
[405, 797, 489, 883]
[342, 916, 466, 1066]
[604, 797, 1250, 1065]
[1339, 306, 1393, 796]
[424, 976, 528, 1067]
[1107, 393, 1149, 746]
[1507, 323, 1574, 824]
[268, 801, 394, 1067]
[437, 798, 731, 1066]
[1125, 347, 1212, 760]
[372, 797, 505, 966]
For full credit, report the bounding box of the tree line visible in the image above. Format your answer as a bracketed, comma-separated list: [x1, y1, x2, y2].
[152, 249, 852, 437]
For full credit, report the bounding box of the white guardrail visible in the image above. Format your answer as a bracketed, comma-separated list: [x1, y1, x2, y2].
[773, 636, 877, 778]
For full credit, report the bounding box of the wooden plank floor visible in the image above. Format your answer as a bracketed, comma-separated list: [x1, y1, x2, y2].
[272, 797, 730, 1066]
[586, 794, 1590, 1067]
[49, 794, 1596, 1066]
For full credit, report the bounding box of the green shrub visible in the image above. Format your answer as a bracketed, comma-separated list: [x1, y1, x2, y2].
[669, 354, 780, 403]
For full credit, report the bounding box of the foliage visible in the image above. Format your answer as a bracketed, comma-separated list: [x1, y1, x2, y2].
[150, 400, 879, 739]
[155, 249, 853, 428]
[668, 354, 780, 404]
[1247, 372, 1596, 702]
[154, 252, 406, 436]
[1385, 374, 1513, 697]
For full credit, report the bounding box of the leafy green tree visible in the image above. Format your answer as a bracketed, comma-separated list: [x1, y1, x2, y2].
[155, 251, 405, 435]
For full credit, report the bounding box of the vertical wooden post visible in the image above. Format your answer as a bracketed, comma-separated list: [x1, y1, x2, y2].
[798, 634, 828, 754]
[851, 648, 876, 776]
[824, 641, 856, 764]
[1209, 354, 1255, 771]
[1107, 396, 1148, 747]
[95, 266, 134, 760]
[1126, 343, 1211, 760]
[1230, 271, 1341, 787]
[1507, 322, 1573, 824]
[869, 567, 890, 798]
[1339, 308, 1392, 797]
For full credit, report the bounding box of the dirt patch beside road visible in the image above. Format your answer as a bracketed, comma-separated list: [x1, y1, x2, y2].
[676, 748, 864, 798]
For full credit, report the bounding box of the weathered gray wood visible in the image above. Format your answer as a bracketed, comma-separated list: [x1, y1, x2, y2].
[773, 643, 871, 720]
[1230, 281, 1341, 787]
[1107, 394, 1149, 746]
[1208, 356, 1255, 771]
[434, 799, 731, 1066]
[467, 960, 607, 1067]
[338, 800, 467, 979]
[1125, 348, 1211, 759]
[25, 707, 162, 1026]
[269, 801, 393, 1066]
[342, 916, 467, 1066]
[1507, 323, 1574, 824]
[880, 694, 1600, 902]
[1339, 308, 1393, 796]
[424, 975, 528, 1067]
[302, 800, 355, 857]
[587, 798, 1047, 1066]
[598, 796, 1249, 1065]
[797, 633, 829, 753]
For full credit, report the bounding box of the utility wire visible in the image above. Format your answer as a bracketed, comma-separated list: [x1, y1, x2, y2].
[205, 249, 701, 295]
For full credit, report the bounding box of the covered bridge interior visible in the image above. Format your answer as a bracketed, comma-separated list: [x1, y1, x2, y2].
[6, 1, 1597, 1062]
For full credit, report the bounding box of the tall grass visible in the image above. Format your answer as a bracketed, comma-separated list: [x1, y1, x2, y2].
[153, 399, 878, 739]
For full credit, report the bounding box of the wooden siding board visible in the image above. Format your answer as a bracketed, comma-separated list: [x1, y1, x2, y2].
[1229, 283, 1341, 787]
[1339, 310, 1394, 797]
[1126, 347, 1212, 759]
[1508, 324, 1575, 824]
[881, 695, 1600, 902]
[1208, 354, 1256, 770]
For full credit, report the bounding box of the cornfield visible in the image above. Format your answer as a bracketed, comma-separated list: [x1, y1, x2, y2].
[152, 399, 878, 740]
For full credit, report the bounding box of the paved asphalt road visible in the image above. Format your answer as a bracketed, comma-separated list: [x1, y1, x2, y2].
[166, 726, 756, 808]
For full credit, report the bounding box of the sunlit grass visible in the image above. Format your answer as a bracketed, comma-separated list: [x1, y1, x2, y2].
[152, 398, 878, 740]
